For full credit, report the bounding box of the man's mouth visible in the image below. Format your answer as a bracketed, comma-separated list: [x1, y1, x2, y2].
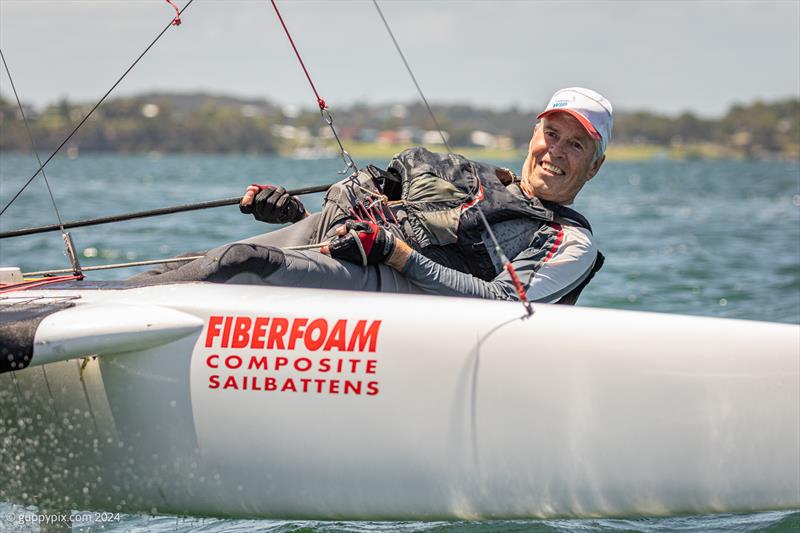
[540, 161, 565, 175]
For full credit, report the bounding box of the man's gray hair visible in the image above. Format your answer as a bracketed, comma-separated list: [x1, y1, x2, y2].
[592, 139, 604, 164]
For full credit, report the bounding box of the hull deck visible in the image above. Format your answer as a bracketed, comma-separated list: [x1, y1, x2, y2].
[1, 282, 798, 519]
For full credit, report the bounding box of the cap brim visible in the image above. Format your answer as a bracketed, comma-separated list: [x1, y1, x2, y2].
[537, 109, 601, 140]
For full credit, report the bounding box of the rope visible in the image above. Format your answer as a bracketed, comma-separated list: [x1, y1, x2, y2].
[476, 206, 533, 316]
[23, 257, 205, 277]
[21, 240, 333, 277]
[269, 0, 357, 175]
[269, 0, 325, 110]
[0, 275, 82, 294]
[0, 0, 194, 218]
[165, 0, 182, 26]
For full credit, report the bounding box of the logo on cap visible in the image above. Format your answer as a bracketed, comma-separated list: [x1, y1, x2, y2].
[538, 87, 613, 155]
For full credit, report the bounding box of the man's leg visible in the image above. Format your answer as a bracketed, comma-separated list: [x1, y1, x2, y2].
[247, 249, 420, 293]
[130, 243, 287, 283]
[132, 214, 324, 280]
[131, 241, 421, 294]
[237, 212, 323, 248]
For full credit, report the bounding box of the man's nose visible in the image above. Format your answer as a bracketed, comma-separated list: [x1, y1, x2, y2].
[549, 140, 566, 158]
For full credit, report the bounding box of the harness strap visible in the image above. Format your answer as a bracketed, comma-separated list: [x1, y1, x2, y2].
[555, 251, 605, 305]
[542, 201, 593, 233]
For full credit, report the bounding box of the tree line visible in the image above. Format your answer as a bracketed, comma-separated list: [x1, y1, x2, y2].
[1, 92, 797, 158]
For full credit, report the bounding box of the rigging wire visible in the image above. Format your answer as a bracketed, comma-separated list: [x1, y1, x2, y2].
[0, 0, 194, 218]
[23, 257, 207, 277]
[370, 0, 533, 316]
[269, 0, 357, 176]
[21, 240, 332, 278]
[0, 48, 83, 276]
[371, 1, 452, 152]
[0, 50, 67, 232]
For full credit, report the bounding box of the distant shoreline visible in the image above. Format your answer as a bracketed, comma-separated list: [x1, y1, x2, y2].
[2, 142, 799, 163]
[2, 92, 797, 161]
[336, 141, 800, 162]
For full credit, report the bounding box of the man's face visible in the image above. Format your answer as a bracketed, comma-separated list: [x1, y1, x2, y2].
[520, 112, 604, 205]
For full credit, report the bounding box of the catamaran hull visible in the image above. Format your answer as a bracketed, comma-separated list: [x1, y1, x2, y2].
[1, 283, 798, 519]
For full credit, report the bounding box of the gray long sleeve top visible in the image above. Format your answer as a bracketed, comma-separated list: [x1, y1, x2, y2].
[400, 217, 598, 304]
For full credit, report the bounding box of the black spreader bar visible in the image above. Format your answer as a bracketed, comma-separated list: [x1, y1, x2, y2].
[0, 183, 331, 239]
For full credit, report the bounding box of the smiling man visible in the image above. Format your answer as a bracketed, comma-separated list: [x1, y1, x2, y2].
[318, 87, 613, 304]
[144, 88, 611, 305]
[522, 88, 610, 205]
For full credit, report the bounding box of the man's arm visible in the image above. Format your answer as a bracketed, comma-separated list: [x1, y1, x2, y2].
[390, 223, 598, 303]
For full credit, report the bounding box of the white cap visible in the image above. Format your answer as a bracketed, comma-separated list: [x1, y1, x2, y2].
[538, 87, 613, 155]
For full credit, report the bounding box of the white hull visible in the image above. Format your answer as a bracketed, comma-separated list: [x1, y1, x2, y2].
[1, 283, 798, 519]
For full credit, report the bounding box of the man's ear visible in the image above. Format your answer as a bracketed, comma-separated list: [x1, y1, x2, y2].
[587, 155, 605, 181]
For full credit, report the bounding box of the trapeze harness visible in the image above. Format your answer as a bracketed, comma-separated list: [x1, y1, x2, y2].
[326, 147, 604, 305]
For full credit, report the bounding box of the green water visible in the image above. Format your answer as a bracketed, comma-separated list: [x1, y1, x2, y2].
[0, 153, 798, 531]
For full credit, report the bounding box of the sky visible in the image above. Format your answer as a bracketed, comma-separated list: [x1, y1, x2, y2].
[0, 0, 798, 118]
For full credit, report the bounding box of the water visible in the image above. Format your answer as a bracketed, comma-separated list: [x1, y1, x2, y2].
[0, 508, 798, 533]
[0, 153, 798, 531]
[2, 153, 798, 323]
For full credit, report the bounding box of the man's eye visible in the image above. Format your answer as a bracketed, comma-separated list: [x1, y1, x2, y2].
[546, 131, 557, 138]
[571, 141, 583, 150]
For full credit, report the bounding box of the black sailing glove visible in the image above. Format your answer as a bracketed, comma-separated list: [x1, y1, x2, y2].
[240, 185, 305, 224]
[328, 221, 396, 267]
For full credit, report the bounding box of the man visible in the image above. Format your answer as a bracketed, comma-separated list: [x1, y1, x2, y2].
[139, 87, 610, 305]
[239, 86, 611, 304]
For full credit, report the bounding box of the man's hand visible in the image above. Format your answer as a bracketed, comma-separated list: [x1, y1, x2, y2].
[321, 221, 398, 267]
[240, 185, 306, 224]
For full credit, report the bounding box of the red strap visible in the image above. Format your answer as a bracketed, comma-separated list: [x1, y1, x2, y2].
[270, 0, 326, 110]
[349, 208, 363, 223]
[387, 205, 399, 225]
[357, 232, 375, 256]
[461, 181, 484, 212]
[376, 204, 388, 225]
[0, 275, 82, 294]
[165, 0, 182, 26]
[505, 262, 533, 316]
[359, 201, 378, 225]
[543, 222, 564, 262]
[355, 222, 380, 256]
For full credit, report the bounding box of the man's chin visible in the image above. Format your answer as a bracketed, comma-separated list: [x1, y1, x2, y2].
[529, 174, 555, 193]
